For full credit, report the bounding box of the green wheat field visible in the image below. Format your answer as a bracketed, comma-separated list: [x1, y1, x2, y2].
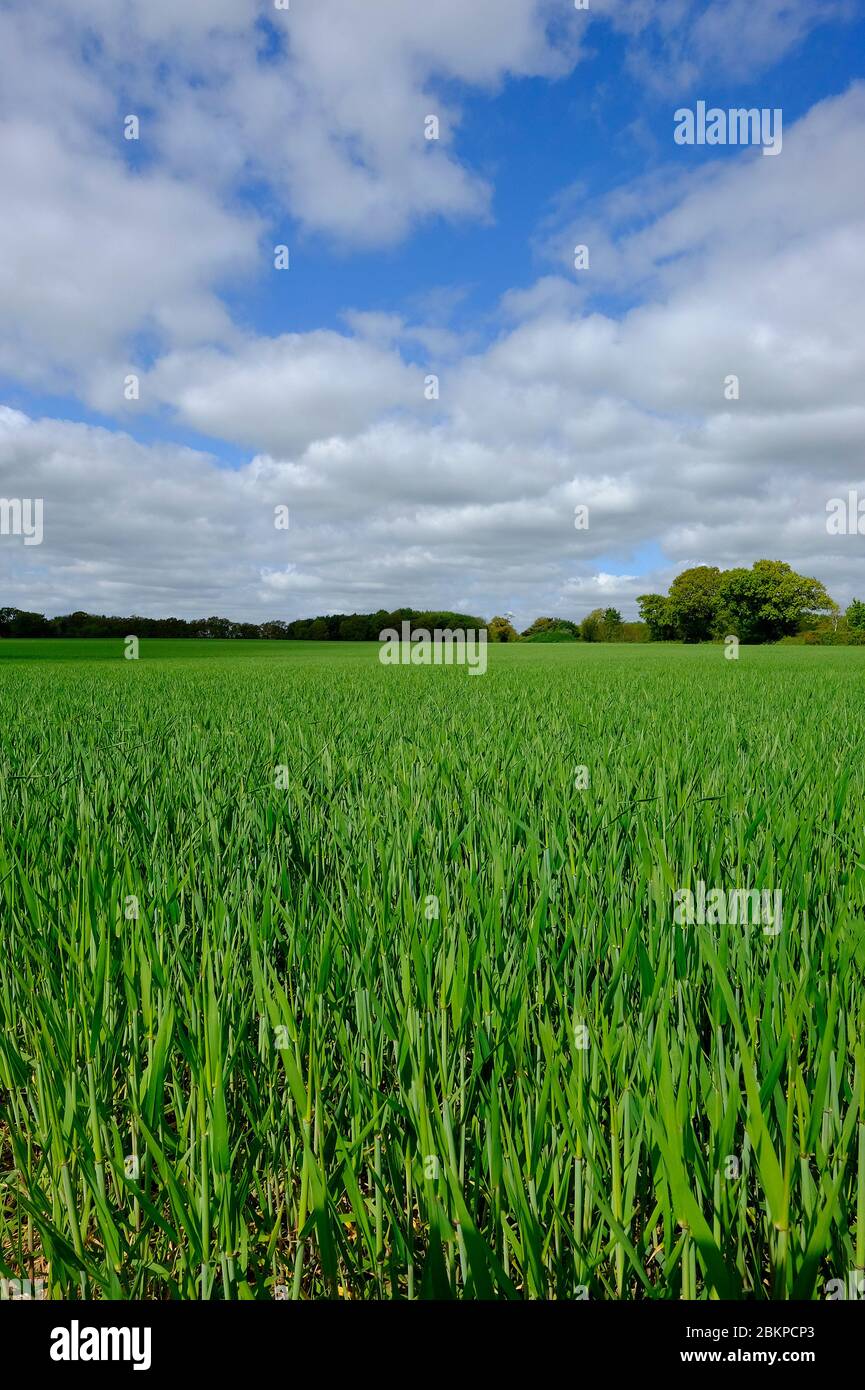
[1, 639, 863, 1300]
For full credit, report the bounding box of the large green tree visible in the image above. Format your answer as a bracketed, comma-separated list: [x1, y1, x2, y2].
[637, 593, 676, 640]
[665, 566, 722, 642]
[717, 560, 835, 643]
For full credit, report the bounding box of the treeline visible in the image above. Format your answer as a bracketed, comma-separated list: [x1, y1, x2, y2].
[0, 606, 486, 641]
[0, 604, 646, 643]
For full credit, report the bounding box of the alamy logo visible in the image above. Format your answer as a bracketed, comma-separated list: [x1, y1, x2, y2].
[825, 1271, 865, 1300]
[674, 102, 782, 157]
[674, 881, 782, 936]
[379, 621, 487, 675]
[1, 1276, 44, 1299]
[826, 491, 865, 535]
[49, 1320, 152, 1371]
[0, 496, 43, 545]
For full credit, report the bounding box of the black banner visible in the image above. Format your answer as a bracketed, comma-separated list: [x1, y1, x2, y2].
[2, 1297, 859, 1376]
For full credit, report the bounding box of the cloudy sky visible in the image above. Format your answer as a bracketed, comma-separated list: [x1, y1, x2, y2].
[1, 0, 864, 626]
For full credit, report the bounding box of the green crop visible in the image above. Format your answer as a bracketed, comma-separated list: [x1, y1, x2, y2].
[0, 639, 863, 1300]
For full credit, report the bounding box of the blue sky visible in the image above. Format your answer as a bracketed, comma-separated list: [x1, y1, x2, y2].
[1, 0, 864, 624]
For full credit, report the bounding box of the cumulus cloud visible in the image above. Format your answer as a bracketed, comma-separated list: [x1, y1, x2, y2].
[142, 333, 426, 457]
[0, 121, 261, 396]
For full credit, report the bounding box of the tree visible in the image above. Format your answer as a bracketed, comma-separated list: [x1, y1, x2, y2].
[602, 608, 623, 638]
[488, 615, 519, 643]
[717, 560, 835, 643]
[0, 607, 50, 637]
[579, 608, 606, 642]
[665, 566, 722, 643]
[201, 615, 239, 638]
[846, 599, 865, 631]
[415, 610, 486, 634]
[637, 594, 676, 641]
[521, 617, 580, 642]
[521, 617, 558, 637]
[338, 615, 371, 641]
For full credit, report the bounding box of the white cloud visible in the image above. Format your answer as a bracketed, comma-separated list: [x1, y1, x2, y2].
[0, 120, 260, 393]
[144, 334, 424, 456]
